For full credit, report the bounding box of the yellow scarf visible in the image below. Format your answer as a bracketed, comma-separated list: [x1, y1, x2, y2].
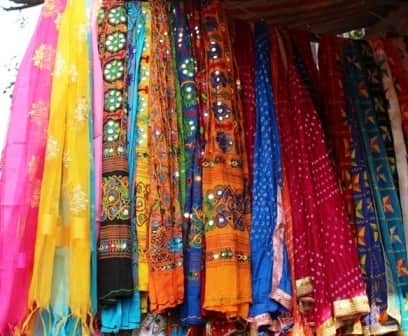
[27, 0, 92, 333]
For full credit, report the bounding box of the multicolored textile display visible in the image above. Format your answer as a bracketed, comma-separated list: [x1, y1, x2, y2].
[3, 1, 408, 335]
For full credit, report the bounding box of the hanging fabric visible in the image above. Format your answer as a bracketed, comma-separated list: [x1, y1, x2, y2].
[0, 0, 66, 333]
[389, 38, 408, 145]
[271, 28, 369, 336]
[343, 39, 408, 332]
[232, 20, 256, 190]
[26, 0, 93, 333]
[168, 0, 205, 326]
[319, 36, 388, 332]
[200, 0, 252, 318]
[98, 0, 134, 305]
[248, 21, 292, 332]
[100, 1, 145, 332]
[146, 0, 184, 312]
[359, 42, 400, 196]
[270, 26, 313, 336]
[90, 0, 103, 317]
[134, 2, 151, 311]
[377, 39, 408, 251]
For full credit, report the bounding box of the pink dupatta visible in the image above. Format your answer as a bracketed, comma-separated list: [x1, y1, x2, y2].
[0, 0, 65, 332]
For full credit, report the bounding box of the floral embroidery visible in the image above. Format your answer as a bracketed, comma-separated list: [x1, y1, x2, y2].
[53, 53, 65, 76]
[104, 89, 123, 112]
[167, 237, 183, 253]
[104, 59, 124, 82]
[69, 64, 79, 83]
[210, 70, 227, 89]
[77, 23, 87, 42]
[108, 6, 127, 25]
[215, 131, 233, 153]
[98, 8, 105, 24]
[33, 44, 55, 71]
[74, 96, 89, 123]
[70, 184, 88, 215]
[29, 101, 48, 125]
[63, 151, 71, 168]
[102, 174, 130, 221]
[212, 101, 231, 121]
[179, 58, 195, 78]
[104, 119, 120, 142]
[205, 185, 250, 231]
[105, 32, 126, 53]
[46, 135, 59, 160]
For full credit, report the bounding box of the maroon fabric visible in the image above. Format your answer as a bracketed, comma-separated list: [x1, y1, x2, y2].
[232, 20, 256, 188]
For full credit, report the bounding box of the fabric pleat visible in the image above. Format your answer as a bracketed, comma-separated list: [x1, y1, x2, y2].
[147, 0, 184, 312]
[232, 20, 256, 189]
[0, 0, 66, 333]
[343, 40, 408, 332]
[100, 2, 145, 332]
[200, 0, 252, 318]
[98, 0, 133, 305]
[169, 0, 205, 326]
[319, 36, 388, 330]
[27, 0, 93, 333]
[248, 22, 291, 331]
[271, 28, 369, 336]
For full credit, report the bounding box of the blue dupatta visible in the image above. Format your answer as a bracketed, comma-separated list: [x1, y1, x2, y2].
[249, 22, 291, 327]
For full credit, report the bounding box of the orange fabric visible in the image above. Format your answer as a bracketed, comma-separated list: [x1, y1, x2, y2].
[147, 0, 184, 312]
[200, 0, 252, 318]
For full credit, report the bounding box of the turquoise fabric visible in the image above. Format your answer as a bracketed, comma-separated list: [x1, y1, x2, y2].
[343, 40, 408, 331]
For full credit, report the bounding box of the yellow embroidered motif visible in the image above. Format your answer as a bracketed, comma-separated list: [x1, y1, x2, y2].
[77, 23, 87, 42]
[69, 64, 79, 83]
[74, 97, 88, 123]
[53, 53, 65, 77]
[29, 101, 48, 125]
[33, 44, 55, 71]
[63, 151, 71, 168]
[46, 136, 59, 160]
[70, 185, 88, 215]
